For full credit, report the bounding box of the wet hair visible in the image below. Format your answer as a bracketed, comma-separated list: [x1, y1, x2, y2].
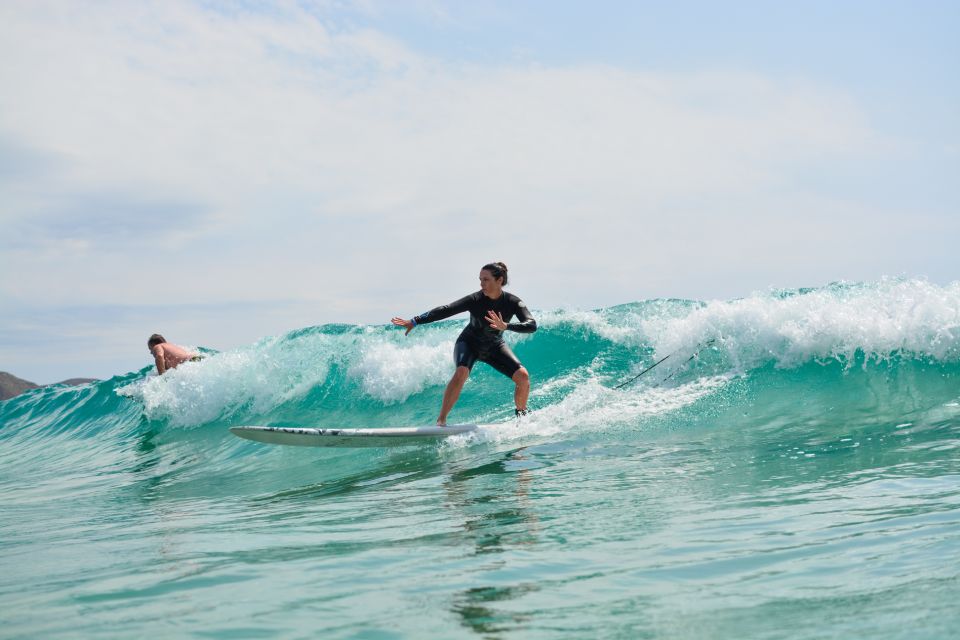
[481, 261, 509, 286]
[147, 334, 166, 348]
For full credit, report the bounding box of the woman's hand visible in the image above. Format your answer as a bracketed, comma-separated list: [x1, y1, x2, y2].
[391, 317, 415, 336]
[486, 310, 508, 331]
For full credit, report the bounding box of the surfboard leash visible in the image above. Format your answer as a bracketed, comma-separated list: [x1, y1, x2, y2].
[613, 354, 672, 389]
[614, 339, 716, 390]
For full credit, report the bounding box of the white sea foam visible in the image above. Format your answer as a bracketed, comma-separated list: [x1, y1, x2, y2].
[537, 303, 692, 347]
[442, 374, 731, 449]
[539, 279, 960, 369]
[118, 332, 339, 426]
[529, 374, 730, 431]
[645, 279, 960, 369]
[348, 339, 455, 404]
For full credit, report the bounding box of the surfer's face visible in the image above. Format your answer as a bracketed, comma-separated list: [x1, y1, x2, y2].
[479, 269, 503, 298]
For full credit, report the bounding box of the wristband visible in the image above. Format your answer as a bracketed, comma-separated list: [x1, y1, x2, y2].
[411, 318, 417, 327]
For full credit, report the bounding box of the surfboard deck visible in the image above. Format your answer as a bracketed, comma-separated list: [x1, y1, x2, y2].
[230, 424, 480, 448]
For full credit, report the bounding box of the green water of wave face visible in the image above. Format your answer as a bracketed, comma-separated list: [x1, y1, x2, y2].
[2, 279, 960, 638]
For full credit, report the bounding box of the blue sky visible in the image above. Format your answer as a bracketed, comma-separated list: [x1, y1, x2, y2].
[1, 0, 957, 383]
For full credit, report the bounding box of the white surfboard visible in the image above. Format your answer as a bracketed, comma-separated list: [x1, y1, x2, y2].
[229, 424, 480, 448]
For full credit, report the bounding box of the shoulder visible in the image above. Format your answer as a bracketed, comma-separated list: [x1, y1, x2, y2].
[505, 292, 526, 306]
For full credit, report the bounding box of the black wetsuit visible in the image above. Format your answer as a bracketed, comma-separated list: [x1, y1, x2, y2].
[413, 291, 537, 378]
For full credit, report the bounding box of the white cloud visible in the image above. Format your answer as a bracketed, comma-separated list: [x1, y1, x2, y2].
[1, 2, 877, 207]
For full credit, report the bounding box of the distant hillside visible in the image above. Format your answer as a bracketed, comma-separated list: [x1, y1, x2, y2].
[0, 372, 40, 400]
[0, 372, 98, 401]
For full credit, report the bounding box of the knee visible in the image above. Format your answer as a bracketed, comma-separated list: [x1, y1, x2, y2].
[452, 366, 470, 383]
[513, 367, 530, 386]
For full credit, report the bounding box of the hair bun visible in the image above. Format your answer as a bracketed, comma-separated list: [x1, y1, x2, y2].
[481, 261, 510, 286]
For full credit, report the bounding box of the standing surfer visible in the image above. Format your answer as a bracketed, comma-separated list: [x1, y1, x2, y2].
[392, 262, 538, 426]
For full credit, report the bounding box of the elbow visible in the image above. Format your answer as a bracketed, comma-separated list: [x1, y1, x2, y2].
[518, 320, 537, 334]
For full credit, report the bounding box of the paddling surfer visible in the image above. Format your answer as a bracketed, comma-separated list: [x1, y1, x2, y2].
[147, 334, 201, 375]
[392, 262, 537, 425]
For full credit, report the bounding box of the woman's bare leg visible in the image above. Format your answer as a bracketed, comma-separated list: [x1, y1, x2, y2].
[438, 366, 470, 425]
[512, 367, 530, 412]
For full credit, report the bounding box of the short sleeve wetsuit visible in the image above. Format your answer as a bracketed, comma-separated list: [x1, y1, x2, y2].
[413, 291, 538, 378]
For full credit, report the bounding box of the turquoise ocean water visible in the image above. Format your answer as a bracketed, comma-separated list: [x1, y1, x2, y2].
[2, 279, 960, 639]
